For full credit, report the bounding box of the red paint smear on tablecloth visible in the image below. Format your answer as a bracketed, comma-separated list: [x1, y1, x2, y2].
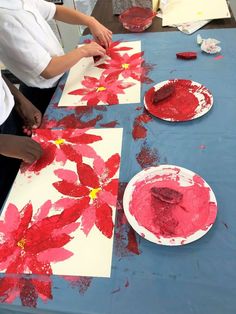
[214, 55, 224, 60]
[140, 61, 155, 84]
[136, 144, 160, 168]
[132, 122, 147, 140]
[145, 79, 212, 121]
[129, 173, 217, 238]
[114, 182, 140, 257]
[100, 120, 119, 127]
[63, 276, 93, 295]
[126, 228, 140, 254]
[132, 113, 152, 140]
[125, 279, 129, 288]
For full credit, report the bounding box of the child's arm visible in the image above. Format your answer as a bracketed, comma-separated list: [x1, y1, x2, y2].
[3, 76, 42, 135]
[53, 5, 112, 48]
[41, 41, 105, 79]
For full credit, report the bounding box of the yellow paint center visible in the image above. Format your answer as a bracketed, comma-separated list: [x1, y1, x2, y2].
[89, 187, 101, 200]
[122, 63, 129, 69]
[17, 238, 26, 250]
[96, 86, 106, 92]
[54, 138, 65, 145]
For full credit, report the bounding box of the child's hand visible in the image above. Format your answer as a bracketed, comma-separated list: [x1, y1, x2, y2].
[88, 18, 112, 48]
[15, 98, 42, 136]
[0, 134, 43, 163]
[80, 42, 106, 58]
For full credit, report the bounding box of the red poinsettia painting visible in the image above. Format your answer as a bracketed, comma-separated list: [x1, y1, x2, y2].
[24, 128, 102, 173]
[96, 52, 144, 81]
[53, 153, 120, 239]
[58, 41, 142, 107]
[68, 73, 135, 106]
[1, 128, 123, 278]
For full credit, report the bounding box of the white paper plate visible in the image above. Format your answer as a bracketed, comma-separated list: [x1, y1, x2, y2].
[144, 79, 213, 122]
[123, 165, 217, 246]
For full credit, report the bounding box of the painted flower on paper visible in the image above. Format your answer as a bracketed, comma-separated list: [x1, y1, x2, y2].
[105, 41, 133, 58]
[97, 52, 144, 81]
[0, 198, 88, 275]
[53, 153, 121, 238]
[0, 275, 52, 307]
[25, 128, 102, 173]
[68, 73, 134, 106]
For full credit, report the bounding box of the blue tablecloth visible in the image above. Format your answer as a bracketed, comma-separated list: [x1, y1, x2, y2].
[1, 28, 236, 314]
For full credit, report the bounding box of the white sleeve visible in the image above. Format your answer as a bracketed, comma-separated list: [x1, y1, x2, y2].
[0, 15, 51, 78]
[32, 0, 56, 21]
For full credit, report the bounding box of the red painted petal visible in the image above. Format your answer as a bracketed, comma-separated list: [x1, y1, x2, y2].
[68, 88, 87, 95]
[37, 247, 73, 263]
[13, 203, 33, 240]
[69, 133, 102, 144]
[96, 64, 109, 69]
[77, 163, 99, 188]
[53, 181, 89, 197]
[61, 144, 82, 163]
[104, 153, 120, 179]
[26, 256, 53, 275]
[32, 278, 52, 300]
[30, 145, 56, 172]
[104, 179, 119, 195]
[106, 93, 119, 105]
[87, 97, 100, 106]
[95, 203, 114, 238]
[129, 51, 144, 61]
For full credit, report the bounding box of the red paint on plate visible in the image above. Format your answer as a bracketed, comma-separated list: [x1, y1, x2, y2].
[144, 79, 213, 121]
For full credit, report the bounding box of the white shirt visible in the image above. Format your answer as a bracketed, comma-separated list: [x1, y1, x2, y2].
[0, 71, 14, 126]
[0, 0, 64, 88]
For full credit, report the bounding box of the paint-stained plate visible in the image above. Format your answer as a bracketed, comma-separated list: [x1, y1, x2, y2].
[123, 165, 217, 246]
[144, 79, 213, 121]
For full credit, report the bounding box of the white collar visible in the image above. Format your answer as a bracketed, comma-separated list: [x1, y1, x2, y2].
[0, 0, 23, 10]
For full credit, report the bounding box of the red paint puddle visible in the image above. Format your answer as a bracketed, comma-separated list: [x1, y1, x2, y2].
[145, 79, 212, 121]
[136, 143, 160, 168]
[129, 173, 217, 238]
[114, 182, 140, 257]
[100, 120, 119, 127]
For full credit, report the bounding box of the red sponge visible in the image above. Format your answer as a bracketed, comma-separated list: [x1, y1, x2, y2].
[176, 52, 197, 60]
[153, 82, 175, 103]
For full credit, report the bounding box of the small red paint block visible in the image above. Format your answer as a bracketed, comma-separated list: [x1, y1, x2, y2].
[176, 52, 197, 60]
[153, 83, 175, 103]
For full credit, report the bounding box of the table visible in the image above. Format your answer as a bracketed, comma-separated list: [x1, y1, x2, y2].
[83, 0, 236, 35]
[1, 27, 236, 314]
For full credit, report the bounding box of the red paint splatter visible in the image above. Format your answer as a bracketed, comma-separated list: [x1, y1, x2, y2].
[100, 120, 119, 127]
[136, 144, 160, 168]
[145, 79, 212, 121]
[125, 279, 129, 288]
[114, 182, 140, 257]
